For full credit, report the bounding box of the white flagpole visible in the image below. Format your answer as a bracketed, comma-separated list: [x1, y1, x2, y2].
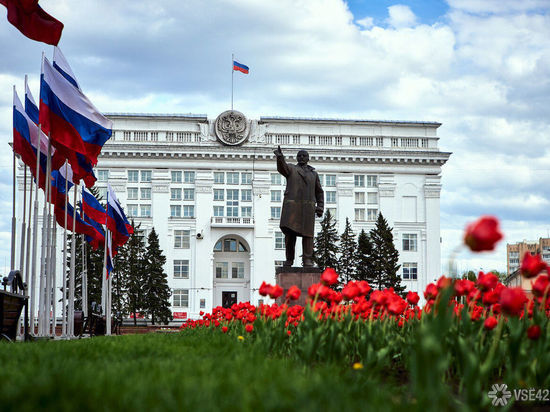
[11, 151, 16, 271]
[61, 162, 68, 338]
[50, 221, 57, 336]
[25, 165, 33, 289]
[38, 138, 51, 336]
[106, 233, 112, 336]
[43, 139, 53, 336]
[231, 53, 234, 111]
[19, 166, 27, 275]
[102, 229, 107, 316]
[68, 184, 78, 337]
[30, 124, 42, 334]
[81, 190, 88, 318]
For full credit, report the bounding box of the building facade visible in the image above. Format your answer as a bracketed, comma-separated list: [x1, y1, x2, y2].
[506, 238, 550, 274]
[16, 110, 451, 319]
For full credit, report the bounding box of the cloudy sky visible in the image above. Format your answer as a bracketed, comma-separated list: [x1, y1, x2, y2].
[1, 0, 549, 276]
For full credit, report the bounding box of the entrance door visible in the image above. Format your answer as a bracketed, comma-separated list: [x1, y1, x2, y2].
[222, 291, 238, 308]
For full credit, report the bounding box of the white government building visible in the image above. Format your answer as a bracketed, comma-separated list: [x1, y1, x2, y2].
[17, 110, 450, 319]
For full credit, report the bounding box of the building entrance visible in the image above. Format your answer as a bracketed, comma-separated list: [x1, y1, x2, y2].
[222, 291, 238, 308]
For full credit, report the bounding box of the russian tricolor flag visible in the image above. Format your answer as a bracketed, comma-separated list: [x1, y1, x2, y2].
[54, 200, 97, 240]
[82, 187, 106, 224]
[39, 57, 112, 169]
[82, 213, 105, 251]
[106, 184, 133, 249]
[233, 60, 249, 74]
[25, 81, 39, 125]
[50, 163, 73, 207]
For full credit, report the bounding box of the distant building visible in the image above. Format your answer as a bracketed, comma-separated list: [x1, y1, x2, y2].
[505, 238, 550, 294]
[506, 238, 550, 274]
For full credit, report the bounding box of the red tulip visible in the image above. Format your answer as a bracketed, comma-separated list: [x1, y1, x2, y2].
[245, 324, 254, 333]
[308, 283, 322, 298]
[500, 287, 527, 316]
[269, 285, 284, 299]
[527, 325, 541, 340]
[454, 279, 475, 296]
[406, 291, 420, 306]
[221, 326, 228, 333]
[436, 276, 452, 290]
[342, 282, 360, 300]
[464, 215, 503, 252]
[532, 275, 550, 297]
[387, 297, 408, 315]
[484, 316, 498, 330]
[424, 283, 438, 300]
[477, 272, 499, 291]
[286, 285, 301, 301]
[321, 268, 339, 286]
[520, 252, 548, 279]
[356, 280, 371, 296]
[259, 281, 272, 297]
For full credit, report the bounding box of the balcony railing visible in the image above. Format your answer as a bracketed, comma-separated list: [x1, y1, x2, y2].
[211, 217, 254, 227]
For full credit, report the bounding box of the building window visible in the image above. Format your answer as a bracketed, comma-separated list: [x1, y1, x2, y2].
[391, 138, 399, 147]
[241, 173, 252, 184]
[271, 207, 281, 219]
[183, 188, 194, 201]
[232, 262, 245, 279]
[326, 208, 337, 218]
[173, 289, 189, 307]
[367, 175, 378, 188]
[166, 132, 174, 142]
[213, 206, 224, 217]
[367, 208, 378, 221]
[171, 171, 182, 183]
[128, 170, 139, 183]
[317, 174, 324, 186]
[275, 232, 285, 249]
[127, 187, 138, 200]
[359, 137, 373, 146]
[335, 136, 342, 146]
[215, 262, 229, 279]
[171, 188, 182, 201]
[214, 172, 224, 184]
[96, 186, 107, 201]
[174, 230, 190, 248]
[354, 208, 365, 221]
[241, 206, 252, 217]
[127, 204, 138, 217]
[350, 137, 357, 146]
[376, 137, 383, 147]
[141, 188, 151, 200]
[170, 205, 181, 217]
[241, 189, 252, 202]
[140, 205, 151, 217]
[367, 193, 377, 204]
[227, 172, 239, 184]
[141, 170, 152, 182]
[271, 173, 281, 185]
[401, 138, 419, 148]
[183, 171, 195, 183]
[226, 189, 239, 217]
[308, 136, 316, 145]
[123, 131, 131, 141]
[421, 138, 429, 148]
[403, 234, 418, 251]
[97, 170, 109, 182]
[325, 175, 336, 187]
[183, 205, 194, 218]
[292, 135, 300, 144]
[355, 192, 365, 204]
[150, 131, 158, 141]
[174, 260, 189, 279]
[403, 263, 418, 280]
[326, 191, 336, 204]
[319, 136, 332, 145]
[214, 189, 224, 201]
[271, 190, 281, 202]
[354, 175, 365, 187]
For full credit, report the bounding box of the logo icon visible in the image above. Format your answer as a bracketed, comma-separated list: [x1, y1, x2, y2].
[214, 110, 250, 146]
[488, 384, 512, 406]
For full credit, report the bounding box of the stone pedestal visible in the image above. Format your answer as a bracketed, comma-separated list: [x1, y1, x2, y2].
[275, 267, 322, 307]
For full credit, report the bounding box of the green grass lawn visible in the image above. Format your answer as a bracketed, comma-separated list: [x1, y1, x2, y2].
[0, 330, 405, 412]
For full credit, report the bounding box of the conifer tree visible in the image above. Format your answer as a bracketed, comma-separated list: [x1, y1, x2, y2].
[337, 218, 357, 285]
[117, 220, 147, 325]
[142, 228, 172, 325]
[369, 213, 404, 294]
[355, 229, 374, 283]
[313, 210, 339, 270]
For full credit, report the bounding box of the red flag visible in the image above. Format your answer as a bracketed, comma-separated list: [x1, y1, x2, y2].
[1, 0, 63, 46]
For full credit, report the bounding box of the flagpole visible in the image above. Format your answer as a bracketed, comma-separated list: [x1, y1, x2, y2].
[106, 231, 111, 336]
[231, 53, 234, 111]
[68, 184, 77, 337]
[24, 75, 34, 293]
[43, 139, 53, 336]
[50, 220, 57, 336]
[61, 162, 68, 338]
[30, 124, 42, 334]
[11, 151, 16, 271]
[38, 137, 50, 336]
[19, 166, 27, 276]
[102, 228, 107, 317]
[81, 188, 88, 318]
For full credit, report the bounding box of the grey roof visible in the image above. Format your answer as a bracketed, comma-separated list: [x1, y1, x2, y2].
[259, 116, 442, 126]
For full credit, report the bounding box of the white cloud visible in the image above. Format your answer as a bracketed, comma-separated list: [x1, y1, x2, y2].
[356, 16, 374, 29]
[387, 5, 417, 28]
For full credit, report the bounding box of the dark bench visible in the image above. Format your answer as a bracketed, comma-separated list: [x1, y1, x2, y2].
[1, 270, 29, 342]
[80, 303, 121, 337]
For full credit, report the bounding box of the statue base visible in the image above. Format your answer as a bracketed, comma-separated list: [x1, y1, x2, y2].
[275, 266, 322, 307]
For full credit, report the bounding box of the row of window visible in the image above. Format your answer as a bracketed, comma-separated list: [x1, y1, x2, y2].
[213, 189, 252, 202]
[97, 170, 379, 191]
[215, 262, 245, 279]
[264, 135, 429, 148]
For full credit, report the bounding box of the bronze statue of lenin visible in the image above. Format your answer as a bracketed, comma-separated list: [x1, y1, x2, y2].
[273, 145, 324, 267]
